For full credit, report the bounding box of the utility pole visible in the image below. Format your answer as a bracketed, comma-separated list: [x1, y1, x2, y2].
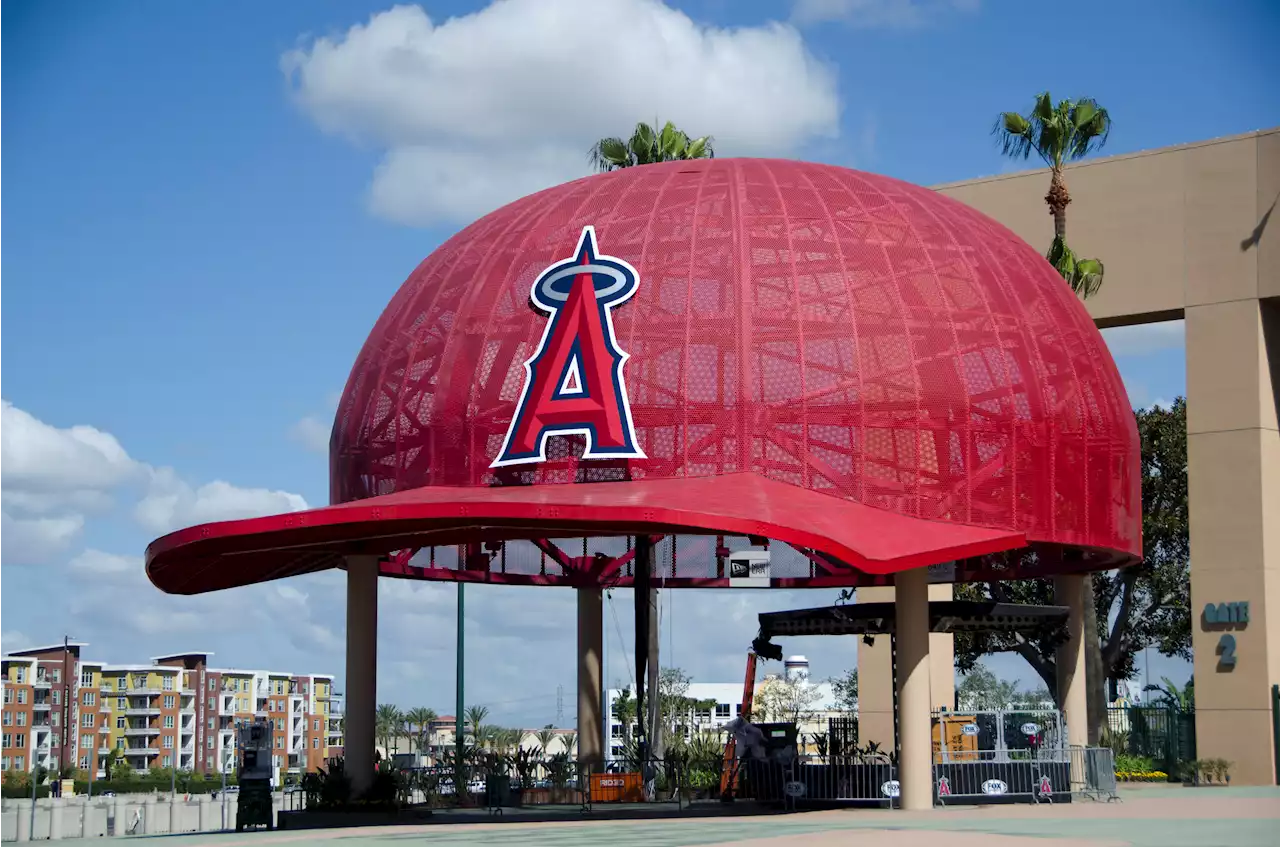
[455, 579, 465, 771]
[60, 635, 71, 781]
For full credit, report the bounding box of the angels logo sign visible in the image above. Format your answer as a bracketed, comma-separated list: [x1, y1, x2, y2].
[492, 226, 646, 468]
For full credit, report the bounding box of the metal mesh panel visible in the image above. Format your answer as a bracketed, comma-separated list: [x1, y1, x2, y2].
[332, 159, 1140, 565]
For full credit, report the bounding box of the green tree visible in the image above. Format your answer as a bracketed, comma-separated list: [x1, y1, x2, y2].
[611, 688, 638, 740]
[956, 400, 1191, 713]
[375, 704, 403, 754]
[957, 664, 1020, 710]
[829, 668, 858, 714]
[535, 725, 557, 756]
[404, 707, 437, 757]
[1144, 676, 1194, 710]
[993, 91, 1111, 299]
[562, 731, 577, 758]
[464, 705, 489, 747]
[589, 120, 714, 172]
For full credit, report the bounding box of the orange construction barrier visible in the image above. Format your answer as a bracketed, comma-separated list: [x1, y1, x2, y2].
[590, 772, 645, 803]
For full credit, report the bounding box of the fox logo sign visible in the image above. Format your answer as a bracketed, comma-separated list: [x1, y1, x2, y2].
[491, 226, 646, 469]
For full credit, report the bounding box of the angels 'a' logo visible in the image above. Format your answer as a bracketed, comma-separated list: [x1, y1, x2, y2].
[491, 226, 646, 468]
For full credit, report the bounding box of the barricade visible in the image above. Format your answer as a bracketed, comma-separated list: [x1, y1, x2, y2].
[726, 754, 898, 808]
[933, 748, 1070, 805]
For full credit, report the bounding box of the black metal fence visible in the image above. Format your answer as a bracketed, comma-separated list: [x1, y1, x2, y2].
[1105, 706, 1196, 774]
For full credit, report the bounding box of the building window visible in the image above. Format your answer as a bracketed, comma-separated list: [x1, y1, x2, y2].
[117, 738, 125, 750]
[117, 697, 126, 709]
[164, 695, 175, 709]
[207, 718, 214, 729]
[15, 668, 27, 684]
[80, 755, 90, 769]
[207, 697, 214, 710]
[81, 670, 94, 686]
[2, 689, 10, 704]
[312, 719, 319, 731]
[1, 757, 9, 770]
[14, 756, 24, 770]
[51, 669, 61, 683]
[164, 716, 174, 729]
[16, 713, 26, 727]
[2, 734, 10, 747]
[312, 738, 318, 749]
[82, 734, 93, 748]
[208, 679, 216, 692]
[2, 711, 10, 724]
[117, 678, 126, 691]
[163, 755, 172, 767]
[163, 677, 174, 691]
[83, 691, 96, 706]
[49, 713, 56, 727]
[15, 735, 24, 748]
[116, 717, 126, 729]
[164, 736, 174, 749]
[716, 703, 731, 718]
[82, 714, 94, 728]
[17, 690, 26, 705]
[207, 738, 214, 749]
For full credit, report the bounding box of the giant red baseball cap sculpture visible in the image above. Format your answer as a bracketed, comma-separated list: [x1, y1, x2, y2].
[146, 159, 1141, 596]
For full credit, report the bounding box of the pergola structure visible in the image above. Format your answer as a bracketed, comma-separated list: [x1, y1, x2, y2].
[146, 158, 1141, 809]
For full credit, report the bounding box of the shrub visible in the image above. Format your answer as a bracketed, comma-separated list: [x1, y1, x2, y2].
[1114, 753, 1156, 773]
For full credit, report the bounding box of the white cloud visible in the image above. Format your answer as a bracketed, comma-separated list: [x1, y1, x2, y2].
[1, 400, 142, 496]
[1, 511, 85, 563]
[289, 414, 331, 454]
[135, 469, 309, 536]
[1100, 320, 1185, 357]
[282, 0, 840, 225]
[68, 548, 140, 579]
[792, 0, 979, 27]
[0, 631, 34, 655]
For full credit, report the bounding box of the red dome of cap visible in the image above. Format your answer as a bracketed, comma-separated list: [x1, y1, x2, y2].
[331, 158, 1140, 562]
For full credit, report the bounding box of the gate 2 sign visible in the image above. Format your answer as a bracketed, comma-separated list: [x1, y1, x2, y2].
[1202, 602, 1248, 670]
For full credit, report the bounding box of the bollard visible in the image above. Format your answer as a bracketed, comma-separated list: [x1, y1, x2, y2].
[112, 797, 123, 838]
[142, 795, 156, 835]
[82, 797, 95, 839]
[198, 795, 212, 832]
[15, 799, 32, 842]
[49, 797, 64, 840]
[170, 795, 180, 833]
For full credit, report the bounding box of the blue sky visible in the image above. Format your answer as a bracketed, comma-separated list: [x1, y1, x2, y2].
[3, 0, 1276, 722]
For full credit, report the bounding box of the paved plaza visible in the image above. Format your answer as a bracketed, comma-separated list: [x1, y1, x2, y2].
[34, 786, 1280, 847]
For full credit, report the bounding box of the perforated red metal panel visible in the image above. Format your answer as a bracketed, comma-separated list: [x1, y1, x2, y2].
[331, 159, 1140, 562]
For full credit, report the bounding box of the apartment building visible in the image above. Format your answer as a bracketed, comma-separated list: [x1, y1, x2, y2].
[0, 644, 342, 779]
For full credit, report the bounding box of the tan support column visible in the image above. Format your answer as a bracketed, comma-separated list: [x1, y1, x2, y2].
[856, 581, 955, 751]
[1055, 575, 1088, 750]
[345, 555, 379, 797]
[854, 586, 896, 749]
[896, 567, 933, 810]
[576, 587, 604, 774]
[1187, 296, 1279, 785]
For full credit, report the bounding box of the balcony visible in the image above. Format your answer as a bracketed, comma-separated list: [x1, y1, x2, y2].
[121, 747, 159, 758]
[127, 686, 163, 696]
[98, 726, 110, 734]
[123, 707, 160, 717]
[32, 701, 51, 711]
[33, 677, 51, 689]
[123, 726, 161, 736]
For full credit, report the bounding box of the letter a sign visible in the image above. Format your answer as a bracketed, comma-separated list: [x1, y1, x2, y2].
[492, 226, 646, 468]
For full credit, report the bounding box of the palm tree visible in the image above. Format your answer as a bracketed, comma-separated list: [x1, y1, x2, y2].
[535, 725, 557, 756]
[375, 704, 403, 755]
[464, 705, 489, 747]
[589, 120, 714, 172]
[562, 731, 577, 759]
[404, 707, 438, 757]
[993, 92, 1111, 298]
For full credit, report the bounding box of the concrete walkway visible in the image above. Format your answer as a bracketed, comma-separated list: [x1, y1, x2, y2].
[34, 786, 1280, 847]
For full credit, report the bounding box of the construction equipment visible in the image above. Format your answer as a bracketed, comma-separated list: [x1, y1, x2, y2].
[234, 720, 275, 832]
[719, 651, 760, 800]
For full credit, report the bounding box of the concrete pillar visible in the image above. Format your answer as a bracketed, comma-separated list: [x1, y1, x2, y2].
[112, 796, 123, 838]
[48, 798, 63, 840]
[170, 795, 180, 833]
[1186, 296, 1280, 785]
[345, 554, 380, 797]
[855, 581, 955, 751]
[83, 797, 94, 839]
[576, 587, 605, 774]
[896, 567, 933, 811]
[15, 799, 31, 842]
[854, 585, 896, 750]
[143, 796, 156, 834]
[1055, 575, 1089, 750]
[198, 795, 213, 832]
